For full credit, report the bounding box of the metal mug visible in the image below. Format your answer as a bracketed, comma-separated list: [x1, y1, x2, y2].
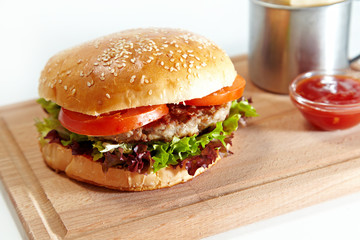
[249, 0, 354, 94]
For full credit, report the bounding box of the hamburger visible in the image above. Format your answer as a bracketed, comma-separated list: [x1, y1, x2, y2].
[35, 28, 257, 191]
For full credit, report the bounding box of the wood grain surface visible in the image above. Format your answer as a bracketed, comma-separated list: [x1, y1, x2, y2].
[1, 56, 360, 239]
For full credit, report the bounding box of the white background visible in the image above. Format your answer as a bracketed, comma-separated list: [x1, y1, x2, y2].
[1, 0, 360, 239]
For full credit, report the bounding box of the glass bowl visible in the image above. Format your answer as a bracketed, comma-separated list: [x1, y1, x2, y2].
[289, 70, 360, 130]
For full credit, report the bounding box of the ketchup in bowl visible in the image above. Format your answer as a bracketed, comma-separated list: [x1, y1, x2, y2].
[289, 71, 360, 130]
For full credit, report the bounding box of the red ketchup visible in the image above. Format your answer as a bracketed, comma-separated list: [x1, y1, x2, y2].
[291, 75, 360, 130]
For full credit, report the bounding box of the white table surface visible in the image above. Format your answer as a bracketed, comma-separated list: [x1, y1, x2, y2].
[1, 1, 360, 239]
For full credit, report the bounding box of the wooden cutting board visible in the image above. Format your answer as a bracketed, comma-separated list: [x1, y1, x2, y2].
[1, 56, 360, 240]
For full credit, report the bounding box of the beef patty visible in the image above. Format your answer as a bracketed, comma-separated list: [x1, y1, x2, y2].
[100, 102, 231, 143]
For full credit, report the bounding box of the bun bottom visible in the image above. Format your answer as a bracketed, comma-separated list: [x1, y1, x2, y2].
[40, 142, 221, 191]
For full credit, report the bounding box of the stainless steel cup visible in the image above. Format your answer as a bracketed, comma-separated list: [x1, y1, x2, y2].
[249, 0, 352, 94]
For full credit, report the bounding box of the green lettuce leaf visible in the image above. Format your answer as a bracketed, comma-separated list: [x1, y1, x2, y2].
[92, 141, 106, 161]
[35, 98, 258, 172]
[149, 99, 258, 172]
[61, 132, 88, 146]
[36, 98, 61, 118]
[36, 98, 89, 146]
[150, 121, 229, 172]
[34, 117, 61, 145]
[91, 141, 133, 161]
[229, 99, 258, 118]
[223, 99, 259, 133]
[35, 99, 62, 145]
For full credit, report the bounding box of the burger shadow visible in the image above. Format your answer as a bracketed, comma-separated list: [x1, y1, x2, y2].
[67, 176, 131, 194]
[64, 173, 168, 195]
[51, 171, 121, 194]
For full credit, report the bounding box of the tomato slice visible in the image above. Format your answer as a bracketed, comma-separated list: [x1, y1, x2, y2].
[59, 105, 169, 136]
[184, 75, 246, 106]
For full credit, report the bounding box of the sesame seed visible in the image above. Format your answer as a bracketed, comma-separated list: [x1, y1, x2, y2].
[87, 81, 92, 87]
[58, 79, 62, 84]
[140, 75, 145, 84]
[106, 93, 111, 99]
[84, 30, 215, 85]
[188, 68, 192, 73]
[71, 88, 76, 95]
[66, 70, 72, 75]
[100, 72, 105, 80]
[201, 62, 207, 67]
[77, 59, 83, 64]
[148, 90, 152, 95]
[64, 85, 68, 90]
[130, 75, 136, 83]
[80, 71, 84, 77]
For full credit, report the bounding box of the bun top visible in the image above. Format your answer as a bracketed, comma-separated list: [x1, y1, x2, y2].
[39, 28, 237, 115]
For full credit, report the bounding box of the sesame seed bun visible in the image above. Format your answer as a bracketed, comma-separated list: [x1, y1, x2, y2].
[38, 28, 237, 115]
[40, 142, 223, 191]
